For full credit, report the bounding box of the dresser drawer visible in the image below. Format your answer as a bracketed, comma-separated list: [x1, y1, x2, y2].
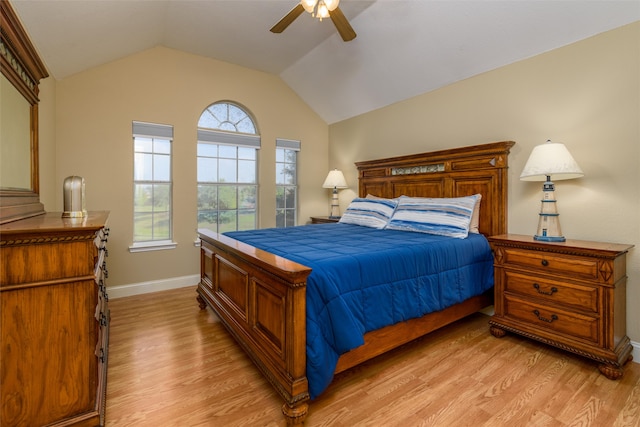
[504, 271, 599, 313]
[504, 295, 599, 343]
[502, 248, 599, 280]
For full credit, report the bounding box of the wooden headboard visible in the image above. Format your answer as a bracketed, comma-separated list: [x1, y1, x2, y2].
[355, 141, 515, 237]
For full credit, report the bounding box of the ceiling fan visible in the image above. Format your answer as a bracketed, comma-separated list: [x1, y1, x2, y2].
[270, 0, 357, 42]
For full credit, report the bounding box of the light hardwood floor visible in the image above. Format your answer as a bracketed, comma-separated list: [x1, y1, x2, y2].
[106, 286, 640, 427]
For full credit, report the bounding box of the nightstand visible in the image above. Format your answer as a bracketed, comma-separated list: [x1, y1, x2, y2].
[488, 234, 634, 379]
[310, 216, 340, 224]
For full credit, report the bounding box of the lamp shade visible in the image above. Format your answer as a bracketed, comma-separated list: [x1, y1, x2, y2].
[520, 140, 584, 182]
[322, 169, 348, 189]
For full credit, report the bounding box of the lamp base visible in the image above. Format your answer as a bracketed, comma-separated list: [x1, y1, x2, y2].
[533, 177, 566, 243]
[534, 235, 566, 242]
[329, 188, 341, 218]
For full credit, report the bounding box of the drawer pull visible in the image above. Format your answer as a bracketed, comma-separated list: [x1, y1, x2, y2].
[533, 309, 558, 323]
[541, 259, 549, 267]
[533, 283, 558, 296]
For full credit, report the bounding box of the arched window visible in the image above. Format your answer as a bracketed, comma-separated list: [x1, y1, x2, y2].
[197, 101, 260, 233]
[198, 102, 257, 134]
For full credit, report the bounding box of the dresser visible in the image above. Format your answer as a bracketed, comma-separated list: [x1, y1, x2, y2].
[0, 211, 110, 426]
[488, 234, 633, 379]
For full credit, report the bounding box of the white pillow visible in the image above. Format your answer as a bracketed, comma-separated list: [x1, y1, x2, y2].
[469, 194, 481, 234]
[339, 197, 398, 229]
[385, 194, 480, 238]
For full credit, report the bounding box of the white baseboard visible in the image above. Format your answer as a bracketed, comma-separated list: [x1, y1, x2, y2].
[632, 340, 640, 365]
[107, 274, 199, 299]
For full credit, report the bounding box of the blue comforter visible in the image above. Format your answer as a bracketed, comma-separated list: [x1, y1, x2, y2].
[225, 223, 493, 398]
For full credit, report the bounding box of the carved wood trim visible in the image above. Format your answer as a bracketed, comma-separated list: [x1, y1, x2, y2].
[598, 260, 614, 282]
[0, 233, 96, 247]
[0, 0, 49, 102]
[488, 321, 633, 368]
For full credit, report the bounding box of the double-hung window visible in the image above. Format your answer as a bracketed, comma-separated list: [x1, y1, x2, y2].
[130, 121, 176, 252]
[276, 139, 300, 227]
[197, 102, 260, 233]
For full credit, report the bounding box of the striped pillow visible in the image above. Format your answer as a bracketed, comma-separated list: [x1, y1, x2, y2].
[339, 197, 398, 229]
[385, 195, 480, 238]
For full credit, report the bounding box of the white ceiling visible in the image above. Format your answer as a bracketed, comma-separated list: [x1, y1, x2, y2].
[10, 0, 640, 124]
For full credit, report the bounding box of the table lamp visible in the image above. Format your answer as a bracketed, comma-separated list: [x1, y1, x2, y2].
[520, 140, 584, 242]
[322, 169, 348, 218]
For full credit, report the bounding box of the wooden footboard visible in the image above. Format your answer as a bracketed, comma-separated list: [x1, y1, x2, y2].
[197, 229, 312, 425]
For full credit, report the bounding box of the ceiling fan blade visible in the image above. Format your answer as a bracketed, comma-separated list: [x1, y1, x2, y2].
[329, 6, 356, 41]
[270, 3, 305, 33]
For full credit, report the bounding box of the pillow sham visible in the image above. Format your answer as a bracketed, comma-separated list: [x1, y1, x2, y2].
[367, 193, 480, 232]
[339, 197, 398, 229]
[365, 194, 399, 203]
[385, 194, 480, 238]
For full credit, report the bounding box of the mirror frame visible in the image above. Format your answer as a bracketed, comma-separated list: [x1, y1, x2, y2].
[0, 0, 49, 223]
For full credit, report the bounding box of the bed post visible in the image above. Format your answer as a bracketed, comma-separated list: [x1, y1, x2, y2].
[197, 229, 312, 427]
[282, 401, 309, 426]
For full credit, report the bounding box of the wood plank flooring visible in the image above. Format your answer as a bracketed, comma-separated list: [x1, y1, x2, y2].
[106, 286, 640, 426]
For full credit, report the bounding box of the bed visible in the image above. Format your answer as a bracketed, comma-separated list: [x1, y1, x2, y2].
[196, 141, 514, 425]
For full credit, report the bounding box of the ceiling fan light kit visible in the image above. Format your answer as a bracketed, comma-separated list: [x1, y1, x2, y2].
[302, 0, 338, 20]
[271, 0, 356, 41]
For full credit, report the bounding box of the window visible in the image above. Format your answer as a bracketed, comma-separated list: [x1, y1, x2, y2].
[130, 121, 176, 252]
[276, 139, 300, 227]
[197, 102, 260, 233]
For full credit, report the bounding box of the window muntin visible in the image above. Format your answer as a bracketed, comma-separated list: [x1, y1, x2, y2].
[197, 102, 259, 233]
[198, 102, 256, 134]
[132, 122, 173, 245]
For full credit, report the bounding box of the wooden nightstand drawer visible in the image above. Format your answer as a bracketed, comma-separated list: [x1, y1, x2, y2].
[504, 295, 599, 343]
[502, 248, 599, 280]
[504, 271, 598, 313]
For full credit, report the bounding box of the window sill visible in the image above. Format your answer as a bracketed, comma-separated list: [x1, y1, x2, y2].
[128, 240, 177, 253]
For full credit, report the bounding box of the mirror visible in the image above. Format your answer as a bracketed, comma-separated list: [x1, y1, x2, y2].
[0, 0, 49, 223]
[1, 74, 32, 190]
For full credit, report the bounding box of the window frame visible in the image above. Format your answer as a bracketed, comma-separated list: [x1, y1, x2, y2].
[276, 138, 300, 227]
[129, 121, 177, 253]
[197, 102, 260, 234]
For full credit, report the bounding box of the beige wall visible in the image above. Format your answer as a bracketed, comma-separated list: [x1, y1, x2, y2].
[39, 46, 329, 288]
[329, 22, 640, 343]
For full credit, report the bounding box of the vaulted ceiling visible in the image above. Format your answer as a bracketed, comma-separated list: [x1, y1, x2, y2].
[10, 0, 640, 124]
